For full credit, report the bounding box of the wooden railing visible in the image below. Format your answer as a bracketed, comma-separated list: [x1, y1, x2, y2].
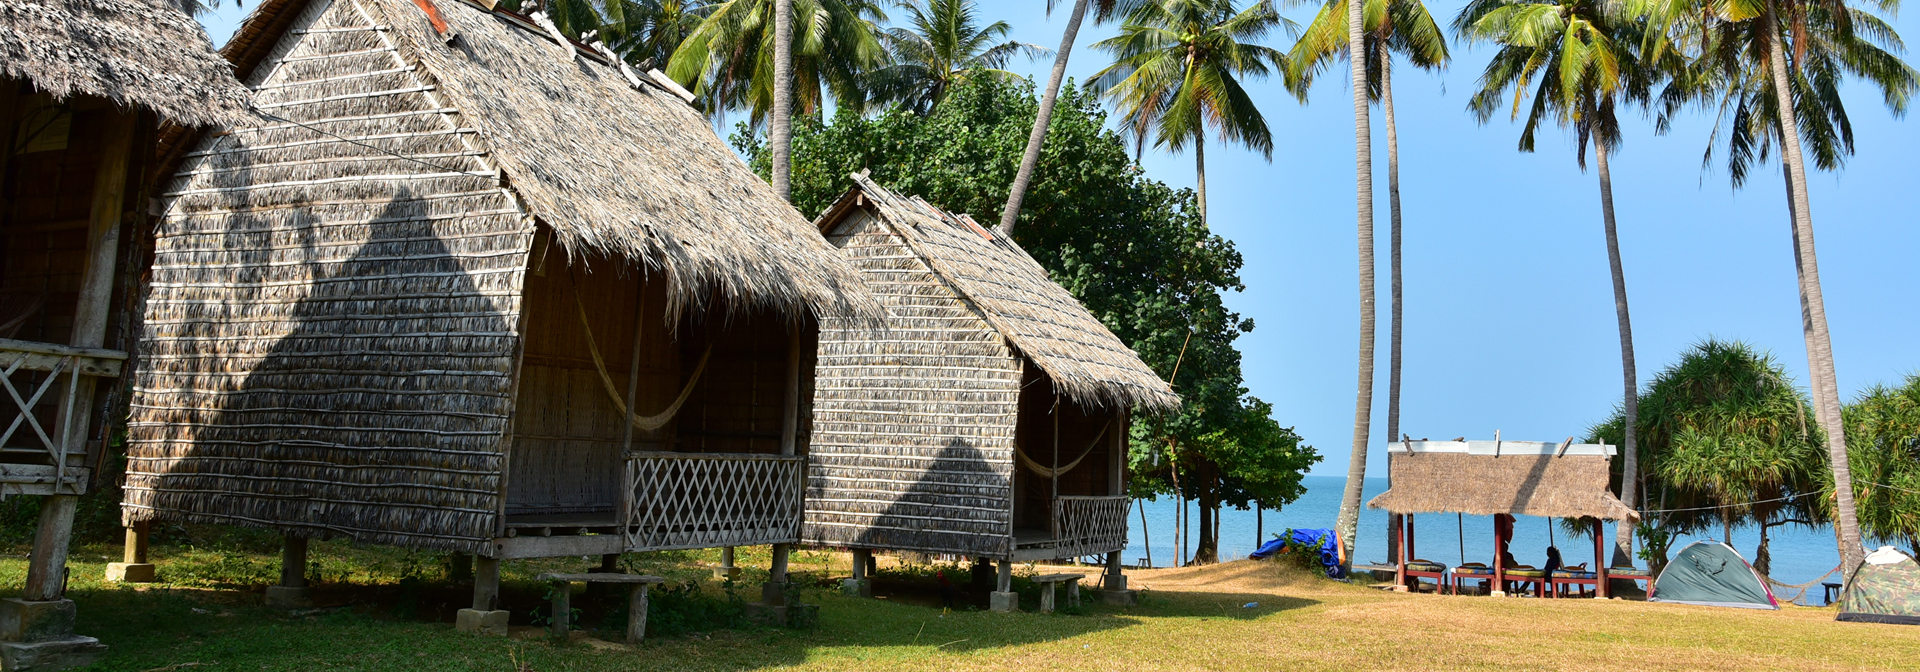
[0, 338, 125, 498]
[622, 452, 804, 552]
[1051, 495, 1131, 558]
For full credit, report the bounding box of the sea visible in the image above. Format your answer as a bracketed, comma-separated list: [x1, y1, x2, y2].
[1127, 475, 1847, 605]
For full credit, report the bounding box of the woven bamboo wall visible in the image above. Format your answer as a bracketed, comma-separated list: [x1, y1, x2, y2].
[121, 0, 529, 553]
[804, 207, 1020, 557]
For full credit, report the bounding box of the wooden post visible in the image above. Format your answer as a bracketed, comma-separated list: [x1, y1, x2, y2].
[850, 548, 869, 582]
[123, 521, 149, 564]
[1395, 515, 1406, 590]
[617, 283, 646, 528]
[1050, 393, 1060, 539]
[549, 580, 571, 643]
[21, 108, 136, 603]
[1039, 581, 1056, 613]
[626, 583, 651, 644]
[1493, 515, 1507, 596]
[764, 327, 802, 606]
[280, 535, 309, 588]
[996, 557, 1012, 592]
[1067, 578, 1080, 608]
[1594, 518, 1609, 599]
[474, 556, 501, 611]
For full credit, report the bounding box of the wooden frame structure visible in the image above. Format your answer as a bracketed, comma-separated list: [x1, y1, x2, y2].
[1368, 439, 1638, 598]
[116, 0, 876, 603]
[804, 176, 1177, 588]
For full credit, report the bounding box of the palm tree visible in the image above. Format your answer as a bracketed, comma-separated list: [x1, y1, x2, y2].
[1328, 0, 1375, 564]
[1286, 0, 1447, 566]
[606, 0, 712, 68]
[664, 0, 888, 128]
[867, 0, 1051, 115]
[1655, 0, 1915, 575]
[995, 0, 1141, 235]
[1087, 0, 1286, 225]
[1455, 0, 1667, 569]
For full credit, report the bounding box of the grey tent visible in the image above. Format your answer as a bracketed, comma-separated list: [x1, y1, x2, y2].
[1650, 541, 1779, 610]
[1837, 546, 1920, 625]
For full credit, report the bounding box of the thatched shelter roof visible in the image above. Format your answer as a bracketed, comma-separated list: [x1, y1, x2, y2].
[1367, 440, 1638, 520]
[210, 0, 877, 320]
[816, 175, 1178, 412]
[1, 0, 250, 126]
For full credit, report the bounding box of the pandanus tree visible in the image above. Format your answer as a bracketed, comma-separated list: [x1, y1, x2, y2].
[866, 0, 1051, 115]
[1285, 0, 1447, 564]
[1650, 0, 1915, 575]
[1087, 0, 1286, 226]
[1455, 0, 1669, 569]
[1845, 375, 1920, 557]
[996, 0, 1143, 235]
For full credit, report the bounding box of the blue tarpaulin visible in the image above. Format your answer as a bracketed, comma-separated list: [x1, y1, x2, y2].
[1252, 528, 1346, 579]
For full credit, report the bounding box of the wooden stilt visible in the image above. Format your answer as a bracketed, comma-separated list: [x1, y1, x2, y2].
[1595, 518, 1609, 599]
[280, 535, 309, 588]
[474, 556, 501, 611]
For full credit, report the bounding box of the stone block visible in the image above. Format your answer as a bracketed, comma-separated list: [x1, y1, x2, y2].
[0, 636, 106, 672]
[105, 563, 156, 583]
[1093, 589, 1138, 606]
[455, 609, 510, 636]
[712, 566, 741, 580]
[0, 599, 75, 643]
[264, 586, 312, 609]
[840, 578, 871, 598]
[989, 591, 1019, 613]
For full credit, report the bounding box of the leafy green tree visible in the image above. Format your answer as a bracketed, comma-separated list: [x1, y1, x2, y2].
[1286, 0, 1447, 565]
[1088, 0, 1287, 225]
[1588, 340, 1828, 578]
[1456, 0, 1671, 568]
[735, 78, 1317, 564]
[1845, 375, 1920, 557]
[866, 0, 1051, 115]
[664, 0, 889, 125]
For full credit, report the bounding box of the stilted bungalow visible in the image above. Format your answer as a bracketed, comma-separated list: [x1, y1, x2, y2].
[117, 0, 876, 627]
[804, 175, 1178, 607]
[1367, 439, 1640, 598]
[1, 0, 249, 665]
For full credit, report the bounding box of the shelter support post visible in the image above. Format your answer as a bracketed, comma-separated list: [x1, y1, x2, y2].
[1395, 515, 1407, 592]
[762, 543, 791, 606]
[990, 558, 1017, 612]
[715, 547, 740, 580]
[265, 534, 312, 608]
[1594, 519, 1610, 599]
[1492, 515, 1507, 597]
[844, 549, 872, 597]
[456, 556, 508, 636]
[106, 522, 155, 583]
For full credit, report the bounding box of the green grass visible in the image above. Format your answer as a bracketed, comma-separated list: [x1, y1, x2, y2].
[5, 541, 1917, 671]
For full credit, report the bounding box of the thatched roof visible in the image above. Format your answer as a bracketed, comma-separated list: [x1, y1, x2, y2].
[815, 175, 1178, 412]
[1367, 440, 1638, 520]
[0, 0, 249, 126]
[212, 0, 877, 320]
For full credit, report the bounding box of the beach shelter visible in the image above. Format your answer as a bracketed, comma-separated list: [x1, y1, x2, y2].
[1837, 546, 1920, 625]
[803, 176, 1178, 601]
[1650, 541, 1779, 609]
[117, 0, 877, 625]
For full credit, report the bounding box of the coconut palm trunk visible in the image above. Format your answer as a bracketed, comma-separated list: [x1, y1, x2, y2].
[770, 0, 795, 200]
[1334, 0, 1376, 565]
[998, 0, 1092, 235]
[1595, 138, 1639, 569]
[1381, 38, 1404, 567]
[1195, 137, 1207, 225]
[1764, 11, 1864, 575]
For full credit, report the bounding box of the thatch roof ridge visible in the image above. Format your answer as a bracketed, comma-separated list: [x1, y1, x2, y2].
[1367, 449, 1639, 520]
[211, 0, 880, 321]
[825, 174, 1179, 413]
[1, 0, 251, 126]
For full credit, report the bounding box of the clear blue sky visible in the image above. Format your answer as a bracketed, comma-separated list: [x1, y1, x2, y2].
[196, 0, 1919, 477]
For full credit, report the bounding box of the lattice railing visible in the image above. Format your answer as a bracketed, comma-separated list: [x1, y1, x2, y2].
[1052, 495, 1130, 558]
[0, 338, 125, 498]
[623, 452, 804, 552]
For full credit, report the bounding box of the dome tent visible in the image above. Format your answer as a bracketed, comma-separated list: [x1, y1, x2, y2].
[1650, 541, 1779, 610]
[1837, 546, 1920, 625]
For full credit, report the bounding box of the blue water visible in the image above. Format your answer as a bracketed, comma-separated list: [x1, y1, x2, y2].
[1126, 476, 1844, 605]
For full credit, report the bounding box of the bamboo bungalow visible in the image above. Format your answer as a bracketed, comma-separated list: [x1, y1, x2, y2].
[2, 0, 249, 666]
[1367, 439, 1639, 598]
[117, 0, 876, 627]
[805, 176, 1177, 607]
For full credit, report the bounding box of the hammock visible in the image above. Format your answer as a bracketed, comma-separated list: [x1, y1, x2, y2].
[572, 284, 711, 432]
[1014, 420, 1110, 478]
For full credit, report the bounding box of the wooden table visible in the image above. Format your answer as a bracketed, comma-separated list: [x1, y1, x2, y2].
[536, 572, 665, 644]
[1029, 573, 1085, 613]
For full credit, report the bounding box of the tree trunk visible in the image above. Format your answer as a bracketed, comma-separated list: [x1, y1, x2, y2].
[1195, 483, 1218, 565]
[997, 0, 1091, 235]
[1195, 138, 1207, 226]
[1595, 139, 1639, 571]
[1382, 43, 1403, 569]
[1766, 9, 1864, 576]
[1333, 0, 1377, 568]
[769, 0, 795, 200]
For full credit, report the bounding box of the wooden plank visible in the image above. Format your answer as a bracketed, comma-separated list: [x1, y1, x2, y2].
[536, 572, 664, 584]
[1029, 573, 1084, 583]
[492, 533, 622, 559]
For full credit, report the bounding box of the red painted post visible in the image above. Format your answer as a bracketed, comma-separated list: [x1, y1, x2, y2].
[1493, 514, 1506, 596]
[1396, 515, 1406, 590]
[1595, 518, 1609, 599]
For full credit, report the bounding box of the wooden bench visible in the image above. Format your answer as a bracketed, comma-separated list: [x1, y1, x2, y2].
[536, 572, 666, 644]
[1030, 573, 1085, 613]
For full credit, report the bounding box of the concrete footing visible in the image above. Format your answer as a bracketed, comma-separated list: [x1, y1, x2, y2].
[104, 563, 156, 583]
[0, 599, 102, 672]
[840, 578, 871, 598]
[1093, 588, 1138, 606]
[989, 591, 1019, 613]
[264, 586, 312, 608]
[1, 636, 106, 671]
[712, 566, 741, 580]
[454, 609, 510, 636]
